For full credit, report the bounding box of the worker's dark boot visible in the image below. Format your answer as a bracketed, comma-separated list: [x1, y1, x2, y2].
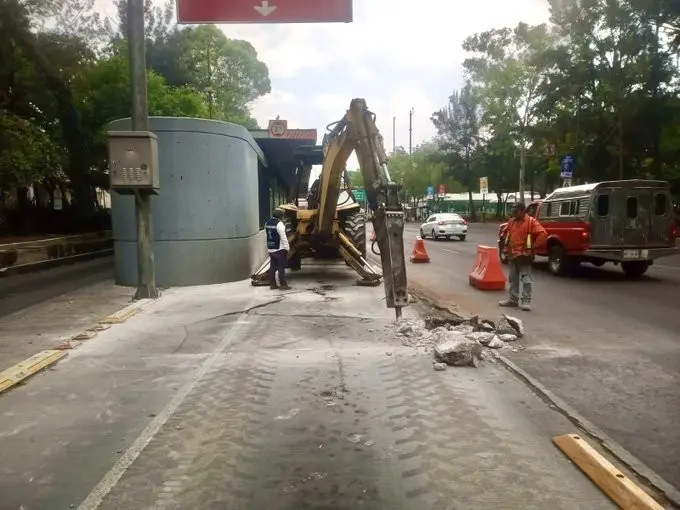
[279, 283, 291, 290]
[269, 283, 278, 290]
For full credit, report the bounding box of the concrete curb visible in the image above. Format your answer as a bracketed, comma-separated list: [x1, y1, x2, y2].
[0, 249, 113, 278]
[0, 296, 153, 396]
[494, 353, 680, 509]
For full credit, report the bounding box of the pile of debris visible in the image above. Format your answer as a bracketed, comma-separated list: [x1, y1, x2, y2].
[396, 311, 525, 369]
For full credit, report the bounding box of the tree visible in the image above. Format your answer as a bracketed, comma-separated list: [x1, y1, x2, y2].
[166, 25, 270, 125]
[0, 0, 274, 236]
[432, 81, 483, 219]
[462, 23, 556, 202]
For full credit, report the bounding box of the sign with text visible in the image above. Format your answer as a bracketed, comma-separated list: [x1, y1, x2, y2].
[437, 184, 446, 198]
[352, 188, 366, 202]
[479, 176, 489, 195]
[560, 154, 575, 179]
[426, 185, 434, 200]
[177, 0, 353, 24]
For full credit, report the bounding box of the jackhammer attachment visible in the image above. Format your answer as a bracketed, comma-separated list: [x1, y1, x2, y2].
[373, 209, 408, 319]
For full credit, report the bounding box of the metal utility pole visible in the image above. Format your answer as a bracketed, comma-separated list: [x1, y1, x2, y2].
[392, 116, 396, 154]
[127, 0, 158, 299]
[519, 142, 526, 205]
[408, 108, 413, 154]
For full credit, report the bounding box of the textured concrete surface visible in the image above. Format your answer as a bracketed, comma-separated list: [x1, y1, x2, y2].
[0, 266, 615, 509]
[0, 256, 131, 368]
[392, 221, 680, 489]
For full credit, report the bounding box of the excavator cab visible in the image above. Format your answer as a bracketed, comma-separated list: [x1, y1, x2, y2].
[251, 99, 408, 318]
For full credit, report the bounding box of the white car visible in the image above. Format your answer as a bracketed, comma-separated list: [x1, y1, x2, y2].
[419, 213, 468, 241]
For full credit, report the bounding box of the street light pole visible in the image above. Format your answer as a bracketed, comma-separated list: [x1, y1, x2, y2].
[392, 116, 396, 154]
[127, 0, 158, 299]
[408, 108, 413, 154]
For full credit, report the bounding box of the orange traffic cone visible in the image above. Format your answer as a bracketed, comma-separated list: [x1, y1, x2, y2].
[469, 245, 506, 290]
[410, 236, 430, 263]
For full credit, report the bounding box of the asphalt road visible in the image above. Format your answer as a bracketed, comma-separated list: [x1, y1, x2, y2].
[398, 220, 680, 490]
[0, 257, 115, 319]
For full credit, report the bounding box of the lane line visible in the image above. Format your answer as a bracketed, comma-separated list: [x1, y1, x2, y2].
[653, 264, 680, 272]
[77, 296, 260, 510]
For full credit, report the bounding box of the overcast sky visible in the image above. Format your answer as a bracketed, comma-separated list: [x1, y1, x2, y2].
[99, 0, 550, 172]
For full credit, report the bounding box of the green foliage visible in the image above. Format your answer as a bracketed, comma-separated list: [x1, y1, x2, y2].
[0, 0, 272, 233]
[429, 0, 680, 210]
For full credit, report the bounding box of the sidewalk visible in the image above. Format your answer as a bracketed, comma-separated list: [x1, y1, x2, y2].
[0, 264, 615, 509]
[0, 257, 131, 369]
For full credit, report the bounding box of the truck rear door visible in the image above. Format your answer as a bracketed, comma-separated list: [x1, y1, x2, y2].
[611, 187, 654, 247]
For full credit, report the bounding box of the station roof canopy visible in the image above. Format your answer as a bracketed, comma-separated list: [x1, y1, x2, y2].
[250, 119, 320, 190]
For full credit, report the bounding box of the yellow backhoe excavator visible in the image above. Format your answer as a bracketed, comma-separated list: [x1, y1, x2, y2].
[251, 98, 408, 319]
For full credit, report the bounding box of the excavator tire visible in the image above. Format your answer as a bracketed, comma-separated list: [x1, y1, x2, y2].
[342, 210, 367, 260]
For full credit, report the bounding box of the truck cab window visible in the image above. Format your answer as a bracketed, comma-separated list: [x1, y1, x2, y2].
[626, 197, 638, 219]
[597, 194, 609, 216]
[654, 193, 666, 216]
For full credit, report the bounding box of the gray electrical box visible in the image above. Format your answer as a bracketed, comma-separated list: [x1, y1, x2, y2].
[108, 130, 160, 191]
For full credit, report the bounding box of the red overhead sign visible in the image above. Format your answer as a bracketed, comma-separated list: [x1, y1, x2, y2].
[177, 0, 353, 24]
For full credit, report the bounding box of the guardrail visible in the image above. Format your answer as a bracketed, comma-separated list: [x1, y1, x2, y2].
[0, 231, 112, 274]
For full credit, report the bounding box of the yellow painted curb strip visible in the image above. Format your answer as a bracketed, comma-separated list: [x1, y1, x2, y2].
[99, 307, 139, 324]
[0, 350, 68, 394]
[553, 434, 664, 510]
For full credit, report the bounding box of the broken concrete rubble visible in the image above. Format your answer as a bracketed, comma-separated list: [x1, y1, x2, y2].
[423, 312, 468, 330]
[465, 331, 496, 346]
[487, 337, 505, 349]
[434, 334, 483, 367]
[503, 314, 524, 337]
[395, 309, 527, 367]
[433, 362, 447, 371]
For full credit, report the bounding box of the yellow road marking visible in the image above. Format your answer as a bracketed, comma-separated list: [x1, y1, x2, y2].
[0, 350, 68, 394]
[99, 307, 139, 324]
[553, 433, 664, 510]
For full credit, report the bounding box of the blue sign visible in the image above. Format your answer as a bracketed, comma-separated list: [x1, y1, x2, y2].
[560, 155, 575, 179]
[426, 185, 434, 198]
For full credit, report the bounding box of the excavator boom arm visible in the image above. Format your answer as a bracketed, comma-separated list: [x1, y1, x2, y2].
[317, 99, 409, 315]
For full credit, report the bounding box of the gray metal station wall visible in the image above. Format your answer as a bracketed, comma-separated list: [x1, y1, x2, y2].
[109, 117, 268, 287]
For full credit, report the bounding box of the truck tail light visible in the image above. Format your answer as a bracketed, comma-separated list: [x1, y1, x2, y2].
[580, 222, 591, 242]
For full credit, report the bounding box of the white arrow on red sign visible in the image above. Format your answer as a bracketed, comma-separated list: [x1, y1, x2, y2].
[254, 1, 277, 16]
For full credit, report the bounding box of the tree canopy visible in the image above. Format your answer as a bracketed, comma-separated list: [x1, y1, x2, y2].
[0, 0, 271, 235]
[415, 0, 680, 217]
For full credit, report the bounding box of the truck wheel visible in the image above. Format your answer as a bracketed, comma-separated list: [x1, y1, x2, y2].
[342, 210, 367, 259]
[548, 245, 572, 276]
[621, 261, 649, 278]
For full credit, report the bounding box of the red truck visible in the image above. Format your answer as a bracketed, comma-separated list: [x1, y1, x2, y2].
[498, 180, 678, 277]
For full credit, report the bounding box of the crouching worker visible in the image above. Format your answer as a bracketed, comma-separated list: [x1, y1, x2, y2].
[499, 202, 547, 311]
[265, 208, 291, 290]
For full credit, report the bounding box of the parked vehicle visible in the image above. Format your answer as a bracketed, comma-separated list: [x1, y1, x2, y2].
[419, 213, 468, 241]
[497, 180, 678, 277]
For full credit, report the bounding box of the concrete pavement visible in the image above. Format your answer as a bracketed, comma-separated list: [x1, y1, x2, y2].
[0, 264, 618, 509]
[0, 257, 131, 368]
[397, 220, 680, 491]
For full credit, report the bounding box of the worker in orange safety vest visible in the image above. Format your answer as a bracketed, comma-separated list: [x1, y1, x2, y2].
[498, 202, 547, 311]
